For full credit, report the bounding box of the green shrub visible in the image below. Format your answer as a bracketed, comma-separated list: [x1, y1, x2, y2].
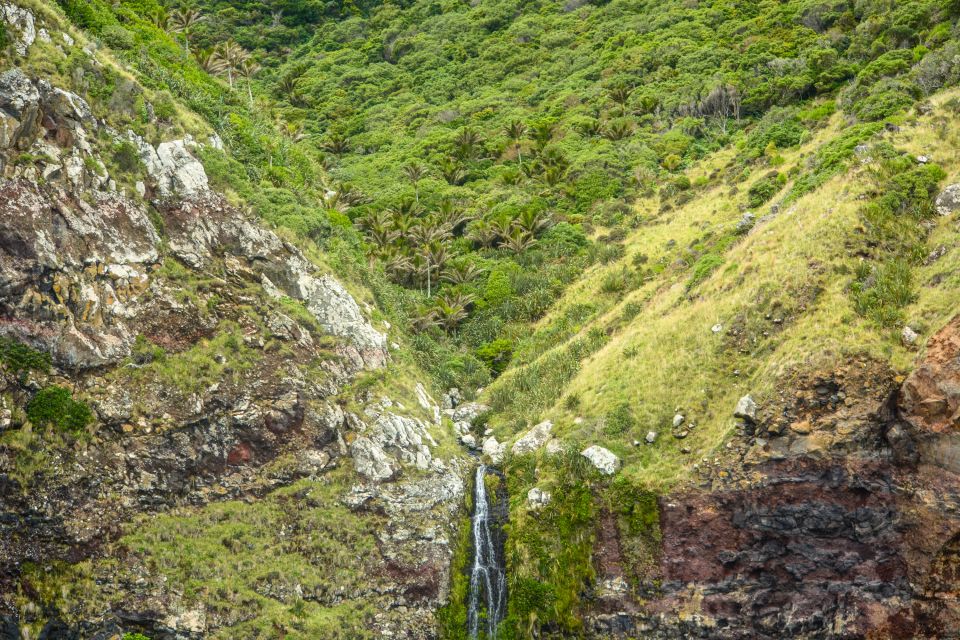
[0, 22, 8, 50]
[687, 254, 724, 290]
[605, 402, 635, 435]
[747, 172, 786, 208]
[0, 337, 50, 375]
[850, 259, 915, 327]
[26, 386, 93, 435]
[745, 108, 806, 158]
[476, 338, 514, 376]
[123, 634, 152, 640]
[111, 140, 144, 175]
[101, 25, 135, 50]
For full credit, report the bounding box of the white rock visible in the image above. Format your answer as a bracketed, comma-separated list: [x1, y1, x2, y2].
[711, 323, 723, 333]
[1, 4, 37, 56]
[527, 487, 552, 509]
[451, 401, 488, 424]
[935, 184, 960, 216]
[645, 430, 658, 444]
[672, 414, 684, 427]
[512, 419, 553, 455]
[460, 433, 477, 449]
[581, 445, 620, 475]
[734, 395, 757, 422]
[482, 436, 505, 464]
[350, 436, 396, 481]
[414, 382, 434, 411]
[901, 325, 919, 346]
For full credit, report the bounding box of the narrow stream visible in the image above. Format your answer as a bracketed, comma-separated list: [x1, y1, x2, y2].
[467, 463, 507, 638]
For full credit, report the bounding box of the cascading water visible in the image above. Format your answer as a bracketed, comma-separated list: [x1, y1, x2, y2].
[467, 464, 507, 638]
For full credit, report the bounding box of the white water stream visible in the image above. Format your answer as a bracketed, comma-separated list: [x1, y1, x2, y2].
[466, 464, 506, 638]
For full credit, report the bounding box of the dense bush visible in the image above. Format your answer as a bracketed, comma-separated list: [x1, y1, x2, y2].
[0, 337, 50, 375]
[26, 386, 93, 435]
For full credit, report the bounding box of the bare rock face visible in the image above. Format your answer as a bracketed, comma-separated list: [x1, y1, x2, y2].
[0, 64, 461, 640]
[900, 314, 960, 437]
[0, 4, 36, 55]
[583, 329, 960, 638]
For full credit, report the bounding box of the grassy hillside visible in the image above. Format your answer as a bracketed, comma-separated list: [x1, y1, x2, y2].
[15, 0, 960, 637]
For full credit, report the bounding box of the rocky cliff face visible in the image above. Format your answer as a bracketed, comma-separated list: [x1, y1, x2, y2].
[0, 7, 465, 637]
[586, 339, 960, 638]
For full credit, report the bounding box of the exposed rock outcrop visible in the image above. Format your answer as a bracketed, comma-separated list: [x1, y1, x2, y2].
[0, 61, 461, 639]
[584, 324, 960, 638]
[512, 419, 553, 455]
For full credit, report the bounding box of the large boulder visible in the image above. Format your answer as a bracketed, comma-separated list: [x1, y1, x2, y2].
[934, 183, 960, 216]
[350, 436, 397, 481]
[527, 487, 552, 509]
[512, 419, 553, 455]
[131, 133, 209, 198]
[482, 436, 505, 464]
[581, 445, 620, 475]
[735, 395, 758, 423]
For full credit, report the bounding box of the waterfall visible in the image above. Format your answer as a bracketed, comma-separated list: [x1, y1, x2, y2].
[467, 464, 506, 638]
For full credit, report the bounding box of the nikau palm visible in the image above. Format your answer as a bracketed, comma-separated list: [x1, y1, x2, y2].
[169, 7, 205, 49]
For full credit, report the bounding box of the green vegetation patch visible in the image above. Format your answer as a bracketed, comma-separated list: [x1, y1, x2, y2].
[26, 386, 92, 435]
[0, 337, 50, 376]
[499, 448, 661, 637]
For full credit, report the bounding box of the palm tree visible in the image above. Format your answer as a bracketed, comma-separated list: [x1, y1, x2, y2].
[438, 157, 467, 186]
[412, 305, 440, 332]
[237, 58, 260, 108]
[442, 261, 486, 285]
[368, 224, 399, 248]
[505, 120, 527, 166]
[237, 58, 261, 107]
[322, 132, 350, 156]
[409, 219, 452, 247]
[151, 7, 170, 30]
[608, 83, 633, 106]
[383, 250, 415, 284]
[417, 240, 450, 296]
[390, 214, 417, 244]
[491, 217, 515, 243]
[575, 118, 603, 137]
[515, 208, 552, 236]
[194, 47, 225, 74]
[503, 228, 537, 253]
[603, 118, 634, 141]
[402, 162, 427, 203]
[467, 219, 498, 249]
[531, 121, 558, 151]
[437, 199, 473, 235]
[433, 292, 474, 333]
[454, 128, 483, 161]
[169, 6, 205, 50]
[213, 40, 249, 90]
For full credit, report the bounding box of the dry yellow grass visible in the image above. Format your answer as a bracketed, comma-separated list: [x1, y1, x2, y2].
[485, 94, 960, 490]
